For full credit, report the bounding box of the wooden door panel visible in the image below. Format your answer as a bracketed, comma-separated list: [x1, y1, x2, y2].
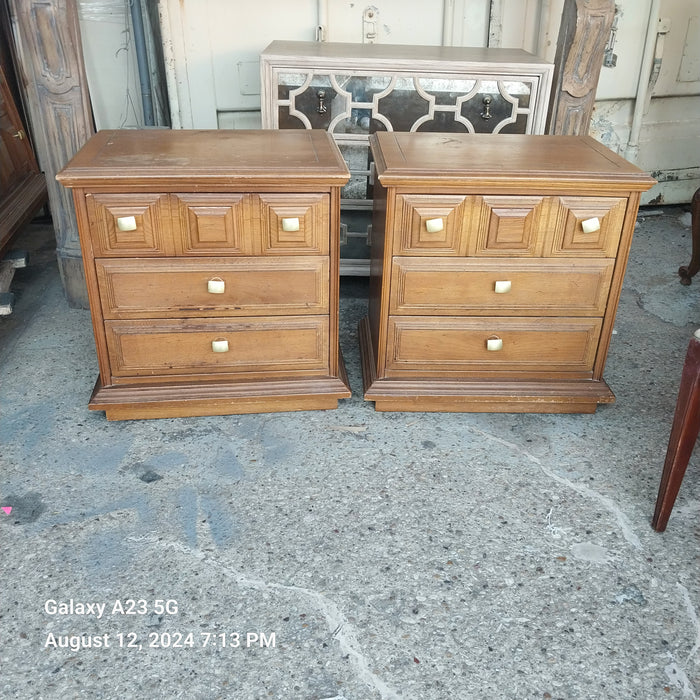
[0, 63, 47, 253]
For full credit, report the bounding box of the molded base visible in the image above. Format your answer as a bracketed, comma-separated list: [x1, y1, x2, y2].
[89, 353, 352, 420]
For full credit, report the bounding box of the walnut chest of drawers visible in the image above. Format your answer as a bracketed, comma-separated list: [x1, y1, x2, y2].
[57, 129, 351, 420]
[360, 132, 655, 413]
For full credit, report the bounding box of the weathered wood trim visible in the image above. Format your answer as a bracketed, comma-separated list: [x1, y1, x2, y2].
[547, 0, 616, 135]
[7, 0, 94, 307]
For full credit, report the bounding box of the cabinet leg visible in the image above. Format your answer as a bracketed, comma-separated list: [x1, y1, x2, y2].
[679, 187, 700, 285]
[652, 331, 700, 531]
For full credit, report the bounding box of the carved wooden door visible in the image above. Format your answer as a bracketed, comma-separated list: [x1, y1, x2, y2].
[0, 63, 46, 254]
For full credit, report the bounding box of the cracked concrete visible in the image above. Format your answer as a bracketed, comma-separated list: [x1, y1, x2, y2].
[1, 205, 699, 699]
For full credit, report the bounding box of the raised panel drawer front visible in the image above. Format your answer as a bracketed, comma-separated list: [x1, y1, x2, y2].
[257, 193, 329, 255]
[393, 194, 469, 255]
[175, 193, 247, 254]
[174, 193, 329, 255]
[385, 317, 602, 374]
[105, 317, 330, 378]
[389, 258, 615, 316]
[96, 257, 330, 319]
[548, 196, 627, 257]
[471, 195, 548, 256]
[394, 194, 549, 256]
[87, 193, 174, 256]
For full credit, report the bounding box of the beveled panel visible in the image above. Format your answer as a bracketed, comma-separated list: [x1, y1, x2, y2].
[471, 195, 546, 257]
[86, 193, 172, 256]
[174, 193, 246, 254]
[389, 257, 615, 316]
[549, 196, 627, 257]
[385, 316, 602, 374]
[96, 256, 329, 319]
[258, 193, 329, 254]
[394, 194, 468, 255]
[105, 316, 330, 377]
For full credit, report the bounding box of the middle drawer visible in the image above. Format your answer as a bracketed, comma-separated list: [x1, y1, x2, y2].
[96, 256, 329, 319]
[389, 257, 615, 316]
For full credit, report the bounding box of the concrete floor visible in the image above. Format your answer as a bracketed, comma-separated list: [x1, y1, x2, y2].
[1, 206, 699, 699]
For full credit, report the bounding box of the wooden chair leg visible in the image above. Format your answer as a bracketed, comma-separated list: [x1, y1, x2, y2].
[652, 330, 700, 531]
[679, 187, 700, 285]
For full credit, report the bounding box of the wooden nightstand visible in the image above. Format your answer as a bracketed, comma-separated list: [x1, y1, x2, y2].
[57, 129, 350, 420]
[360, 132, 655, 413]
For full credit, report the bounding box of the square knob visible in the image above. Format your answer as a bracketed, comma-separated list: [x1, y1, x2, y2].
[486, 337, 503, 351]
[494, 280, 512, 294]
[425, 218, 444, 233]
[207, 278, 225, 294]
[581, 217, 601, 234]
[282, 217, 300, 232]
[116, 216, 137, 232]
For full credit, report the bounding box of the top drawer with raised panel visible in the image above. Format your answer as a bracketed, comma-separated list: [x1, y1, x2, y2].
[392, 193, 627, 258]
[86, 192, 330, 257]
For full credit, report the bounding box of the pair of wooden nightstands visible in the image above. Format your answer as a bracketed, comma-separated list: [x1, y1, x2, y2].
[57, 129, 654, 420]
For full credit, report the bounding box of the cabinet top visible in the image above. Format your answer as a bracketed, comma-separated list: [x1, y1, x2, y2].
[57, 129, 350, 188]
[261, 40, 551, 70]
[370, 133, 656, 191]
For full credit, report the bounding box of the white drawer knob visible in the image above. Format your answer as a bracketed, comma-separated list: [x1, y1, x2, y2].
[207, 278, 225, 294]
[116, 216, 137, 232]
[211, 339, 229, 353]
[581, 217, 601, 233]
[425, 217, 444, 233]
[494, 280, 512, 294]
[282, 217, 300, 232]
[486, 337, 503, 352]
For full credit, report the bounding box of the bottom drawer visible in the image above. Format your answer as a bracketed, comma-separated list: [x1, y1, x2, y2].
[105, 316, 329, 378]
[385, 316, 602, 374]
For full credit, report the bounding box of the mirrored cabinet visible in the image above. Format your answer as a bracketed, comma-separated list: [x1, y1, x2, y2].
[261, 41, 554, 274]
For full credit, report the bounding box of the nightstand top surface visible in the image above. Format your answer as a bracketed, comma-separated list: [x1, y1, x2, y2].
[371, 133, 655, 190]
[57, 129, 349, 188]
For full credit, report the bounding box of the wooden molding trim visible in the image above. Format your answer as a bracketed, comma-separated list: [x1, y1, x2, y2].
[547, 0, 616, 135]
[7, 0, 94, 306]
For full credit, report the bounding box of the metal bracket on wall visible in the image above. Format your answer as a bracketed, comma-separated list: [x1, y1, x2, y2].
[603, 5, 621, 68]
[363, 6, 378, 43]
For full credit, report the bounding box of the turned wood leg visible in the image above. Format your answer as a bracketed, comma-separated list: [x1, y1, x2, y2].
[652, 330, 700, 531]
[679, 187, 700, 285]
